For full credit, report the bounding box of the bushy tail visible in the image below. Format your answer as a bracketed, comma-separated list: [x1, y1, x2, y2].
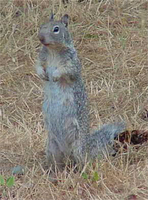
[91, 122, 125, 146]
[73, 122, 125, 163]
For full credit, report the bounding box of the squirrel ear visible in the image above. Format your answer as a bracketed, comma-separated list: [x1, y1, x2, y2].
[50, 11, 54, 21]
[61, 14, 69, 27]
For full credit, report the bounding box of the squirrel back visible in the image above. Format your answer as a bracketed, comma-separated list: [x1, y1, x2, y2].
[35, 14, 125, 171]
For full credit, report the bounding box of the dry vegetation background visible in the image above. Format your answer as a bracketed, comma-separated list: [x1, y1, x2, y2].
[0, 0, 148, 199]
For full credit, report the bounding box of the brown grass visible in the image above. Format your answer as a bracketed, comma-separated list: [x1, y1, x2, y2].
[0, 0, 148, 199]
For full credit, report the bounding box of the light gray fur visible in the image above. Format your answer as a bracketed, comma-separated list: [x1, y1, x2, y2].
[35, 15, 125, 170]
[73, 122, 125, 164]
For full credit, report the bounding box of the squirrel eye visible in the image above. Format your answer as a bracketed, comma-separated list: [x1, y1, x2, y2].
[53, 26, 59, 34]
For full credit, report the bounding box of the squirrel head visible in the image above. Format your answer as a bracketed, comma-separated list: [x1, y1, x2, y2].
[38, 14, 72, 49]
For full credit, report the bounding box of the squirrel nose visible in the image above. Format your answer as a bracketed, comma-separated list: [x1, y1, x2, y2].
[39, 34, 45, 44]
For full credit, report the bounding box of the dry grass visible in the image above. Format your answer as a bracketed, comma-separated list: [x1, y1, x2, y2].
[0, 0, 148, 199]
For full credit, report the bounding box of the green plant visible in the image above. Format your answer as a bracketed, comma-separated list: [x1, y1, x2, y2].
[81, 170, 100, 182]
[0, 175, 15, 188]
[0, 175, 15, 197]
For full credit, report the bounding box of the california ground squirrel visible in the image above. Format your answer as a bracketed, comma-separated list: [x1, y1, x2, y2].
[36, 14, 125, 171]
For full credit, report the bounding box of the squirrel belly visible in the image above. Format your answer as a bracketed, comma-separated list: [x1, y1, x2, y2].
[38, 46, 89, 170]
[36, 14, 125, 170]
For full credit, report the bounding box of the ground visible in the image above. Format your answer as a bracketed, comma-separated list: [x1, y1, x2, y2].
[0, 0, 148, 199]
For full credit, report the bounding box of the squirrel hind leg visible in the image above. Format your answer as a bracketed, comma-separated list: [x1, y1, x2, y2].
[46, 138, 66, 172]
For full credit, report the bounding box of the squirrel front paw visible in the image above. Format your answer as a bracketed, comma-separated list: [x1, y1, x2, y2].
[36, 63, 49, 81]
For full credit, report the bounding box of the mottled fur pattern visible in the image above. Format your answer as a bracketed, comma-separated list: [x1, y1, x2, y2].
[36, 14, 125, 171]
[73, 122, 125, 164]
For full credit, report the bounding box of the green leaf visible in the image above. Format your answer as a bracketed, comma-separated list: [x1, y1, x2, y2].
[6, 176, 15, 187]
[82, 172, 88, 180]
[0, 175, 5, 186]
[92, 171, 99, 182]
